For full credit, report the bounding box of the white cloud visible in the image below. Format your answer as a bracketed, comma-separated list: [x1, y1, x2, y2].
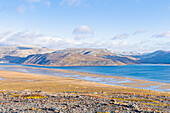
[60, 0, 83, 6]
[132, 29, 147, 35]
[75, 35, 86, 40]
[112, 29, 146, 40]
[17, 0, 51, 13]
[0, 29, 169, 53]
[112, 33, 128, 40]
[73, 25, 93, 34]
[73, 25, 93, 40]
[0, 30, 79, 49]
[153, 31, 170, 38]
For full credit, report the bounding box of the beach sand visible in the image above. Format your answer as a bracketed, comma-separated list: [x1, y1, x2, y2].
[0, 70, 170, 112]
[0, 65, 169, 92]
[0, 70, 169, 96]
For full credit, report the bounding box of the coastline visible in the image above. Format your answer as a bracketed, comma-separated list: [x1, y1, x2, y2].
[1, 62, 170, 67]
[39, 68, 170, 92]
[0, 64, 170, 92]
[0, 70, 169, 96]
[0, 69, 170, 112]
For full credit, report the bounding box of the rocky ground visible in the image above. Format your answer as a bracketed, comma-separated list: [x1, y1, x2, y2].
[0, 90, 169, 113]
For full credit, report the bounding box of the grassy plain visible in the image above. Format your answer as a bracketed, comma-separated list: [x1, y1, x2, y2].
[0, 70, 169, 96]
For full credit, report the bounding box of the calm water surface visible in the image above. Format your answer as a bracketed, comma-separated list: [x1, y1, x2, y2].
[54, 64, 170, 84]
[0, 63, 169, 84]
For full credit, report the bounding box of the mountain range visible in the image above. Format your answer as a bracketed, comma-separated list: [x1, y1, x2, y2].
[134, 50, 170, 64]
[0, 46, 169, 66]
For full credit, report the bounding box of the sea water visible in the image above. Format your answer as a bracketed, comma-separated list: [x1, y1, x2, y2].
[0, 63, 170, 84]
[0, 63, 170, 92]
[52, 64, 170, 84]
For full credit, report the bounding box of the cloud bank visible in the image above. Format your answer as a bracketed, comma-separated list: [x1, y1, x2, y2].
[112, 33, 129, 40]
[153, 31, 170, 38]
[112, 29, 147, 40]
[0, 31, 77, 49]
[132, 29, 147, 35]
[0, 29, 169, 53]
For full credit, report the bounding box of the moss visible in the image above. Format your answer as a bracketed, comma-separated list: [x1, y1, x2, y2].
[23, 96, 46, 99]
[9, 93, 20, 97]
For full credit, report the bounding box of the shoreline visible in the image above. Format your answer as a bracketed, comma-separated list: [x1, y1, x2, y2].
[0, 64, 170, 92]
[1, 62, 170, 67]
[0, 69, 170, 112]
[0, 70, 170, 96]
[41, 68, 170, 92]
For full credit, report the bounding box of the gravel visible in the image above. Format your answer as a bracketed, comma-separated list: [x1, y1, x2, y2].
[0, 90, 169, 113]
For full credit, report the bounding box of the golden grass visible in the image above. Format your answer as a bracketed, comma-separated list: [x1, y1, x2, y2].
[0, 70, 169, 97]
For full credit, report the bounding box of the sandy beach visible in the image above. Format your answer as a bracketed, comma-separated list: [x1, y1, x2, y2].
[0, 64, 169, 92]
[0, 70, 170, 112]
[0, 70, 169, 95]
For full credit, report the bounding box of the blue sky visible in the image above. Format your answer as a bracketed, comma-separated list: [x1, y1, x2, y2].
[0, 0, 170, 52]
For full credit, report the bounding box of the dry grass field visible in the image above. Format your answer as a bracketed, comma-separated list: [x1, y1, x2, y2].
[0, 70, 169, 96]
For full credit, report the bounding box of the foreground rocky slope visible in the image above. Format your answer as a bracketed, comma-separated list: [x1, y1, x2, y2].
[0, 90, 169, 113]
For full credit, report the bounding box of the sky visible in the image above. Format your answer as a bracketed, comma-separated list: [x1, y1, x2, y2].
[0, 0, 170, 53]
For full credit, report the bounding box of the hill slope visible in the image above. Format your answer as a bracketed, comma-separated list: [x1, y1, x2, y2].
[0, 46, 55, 58]
[0, 48, 139, 66]
[0, 46, 55, 63]
[21, 48, 139, 66]
[1, 46, 169, 66]
[138, 50, 170, 64]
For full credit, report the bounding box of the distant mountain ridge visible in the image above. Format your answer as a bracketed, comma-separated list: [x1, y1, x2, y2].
[137, 50, 170, 64]
[0, 46, 169, 66]
[0, 46, 55, 58]
[0, 47, 139, 66]
[18, 48, 139, 66]
[0, 46, 55, 63]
